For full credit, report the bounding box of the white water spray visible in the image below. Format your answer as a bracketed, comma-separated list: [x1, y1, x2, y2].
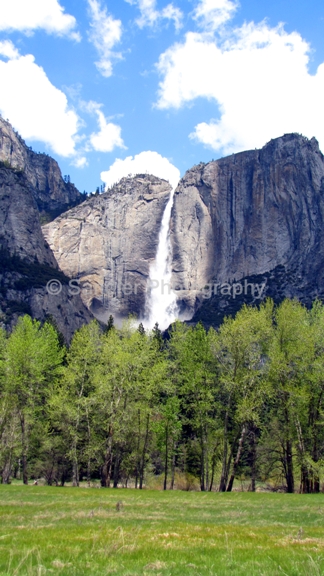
[145, 187, 178, 331]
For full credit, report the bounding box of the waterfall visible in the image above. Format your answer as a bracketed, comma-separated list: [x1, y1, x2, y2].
[145, 186, 178, 330]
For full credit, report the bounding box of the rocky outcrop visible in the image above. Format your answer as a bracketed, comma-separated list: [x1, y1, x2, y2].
[171, 134, 324, 321]
[43, 175, 172, 322]
[0, 163, 93, 341]
[0, 116, 83, 219]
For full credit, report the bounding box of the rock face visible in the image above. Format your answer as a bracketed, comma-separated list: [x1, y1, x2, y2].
[1, 262, 92, 343]
[0, 116, 82, 218]
[171, 134, 324, 321]
[0, 165, 56, 266]
[43, 133, 324, 327]
[0, 136, 93, 341]
[4, 118, 324, 334]
[43, 175, 172, 322]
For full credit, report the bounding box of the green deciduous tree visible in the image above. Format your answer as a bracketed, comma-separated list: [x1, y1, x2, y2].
[5, 316, 64, 484]
[266, 300, 314, 493]
[49, 320, 101, 486]
[168, 322, 217, 491]
[210, 302, 273, 491]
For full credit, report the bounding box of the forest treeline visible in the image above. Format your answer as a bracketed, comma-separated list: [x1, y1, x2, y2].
[1, 298, 324, 493]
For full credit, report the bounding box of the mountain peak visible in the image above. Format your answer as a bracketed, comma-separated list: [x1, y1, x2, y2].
[0, 116, 82, 220]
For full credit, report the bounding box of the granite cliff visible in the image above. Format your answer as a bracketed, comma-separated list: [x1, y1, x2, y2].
[2, 115, 324, 331]
[0, 119, 92, 341]
[0, 117, 83, 219]
[43, 133, 324, 327]
[170, 134, 324, 323]
[43, 175, 172, 321]
[0, 165, 56, 266]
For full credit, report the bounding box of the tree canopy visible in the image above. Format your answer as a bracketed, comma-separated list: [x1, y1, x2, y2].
[1, 299, 324, 493]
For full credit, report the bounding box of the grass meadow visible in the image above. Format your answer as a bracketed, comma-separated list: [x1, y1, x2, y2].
[0, 485, 324, 575]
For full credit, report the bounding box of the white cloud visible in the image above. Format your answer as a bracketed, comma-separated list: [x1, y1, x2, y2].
[126, 0, 183, 30]
[156, 21, 324, 154]
[0, 46, 79, 156]
[101, 151, 180, 189]
[90, 110, 125, 152]
[0, 0, 80, 40]
[193, 0, 238, 31]
[0, 40, 20, 60]
[72, 156, 88, 168]
[87, 0, 122, 77]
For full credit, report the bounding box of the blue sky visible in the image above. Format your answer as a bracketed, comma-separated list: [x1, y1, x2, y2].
[0, 0, 323, 193]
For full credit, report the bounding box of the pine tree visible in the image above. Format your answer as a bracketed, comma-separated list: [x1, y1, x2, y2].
[106, 315, 115, 333]
[137, 322, 145, 336]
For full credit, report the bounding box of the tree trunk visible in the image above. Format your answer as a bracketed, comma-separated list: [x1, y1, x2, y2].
[313, 445, 321, 490]
[311, 396, 322, 493]
[295, 417, 309, 494]
[135, 410, 141, 489]
[170, 447, 175, 490]
[101, 425, 113, 487]
[205, 446, 209, 492]
[226, 424, 247, 492]
[209, 456, 215, 492]
[205, 424, 209, 492]
[209, 467, 214, 492]
[286, 439, 294, 493]
[250, 427, 256, 492]
[200, 425, 205, 492]
[170, 442, 176, 490]
[71, 433, 79, 487]
[87, 459, 91, 487]
[113, 452, 120, 488]
[72, 462, 79, 486]
[220, 432, 238, 492]
[139, 414, 150, 489]
[60, 464, 66, 487]
[20, 414, 28, 485]
[219, 408, 229, 492]
[312, 438, 320, 493]
[86, 406, 91, 487]
[1, 459, 12, 484]
[209, 441, 219, 492]
[163, 424, 168, 491]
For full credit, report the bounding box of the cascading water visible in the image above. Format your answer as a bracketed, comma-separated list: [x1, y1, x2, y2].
[145, 186, 178, 331]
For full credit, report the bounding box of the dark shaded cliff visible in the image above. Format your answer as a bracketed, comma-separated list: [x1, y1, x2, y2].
[0, 131, 93, 341]
[171, 134, 324, 323]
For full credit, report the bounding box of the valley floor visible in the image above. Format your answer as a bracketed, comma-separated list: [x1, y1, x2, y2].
[0, 485, 323, 575]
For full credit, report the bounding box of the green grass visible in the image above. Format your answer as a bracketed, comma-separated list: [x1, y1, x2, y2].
[0, 486, 324, 575]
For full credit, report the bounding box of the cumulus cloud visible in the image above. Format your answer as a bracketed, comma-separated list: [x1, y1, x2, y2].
[87, 0, 122, 77]
[193, 0, 238, 31]
[101, 151, 180, 189]
[0, 45, 79, 156]
[0, 40, 20, 60]
[126, 0, 183, 30]
[155, 20, 324, 154]
[0, 0, 80, 40]
[90, 110, 125, 152]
